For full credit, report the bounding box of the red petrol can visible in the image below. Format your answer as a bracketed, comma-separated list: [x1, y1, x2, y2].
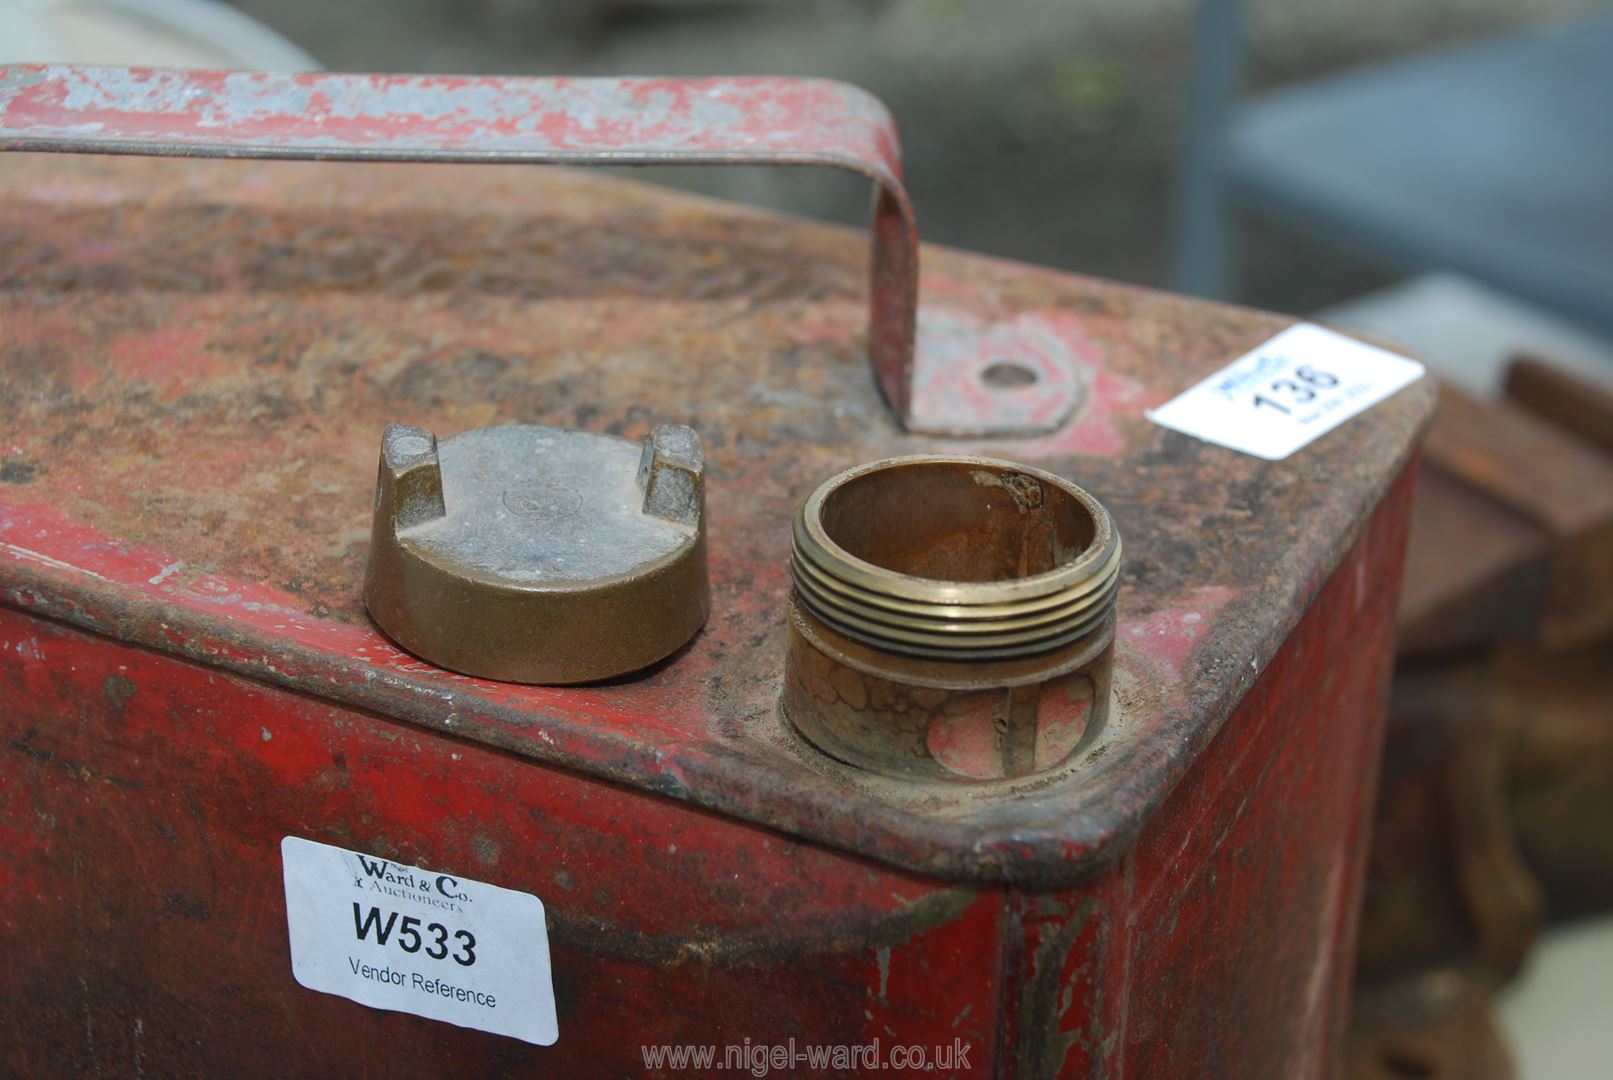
[0, 66, 1434, 1077]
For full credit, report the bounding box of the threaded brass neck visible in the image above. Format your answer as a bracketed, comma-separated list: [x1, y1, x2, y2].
[790, 456, 1121, 661]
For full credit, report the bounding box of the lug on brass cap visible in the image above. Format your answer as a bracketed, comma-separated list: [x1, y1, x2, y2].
[364, 422, 709, 684]
[783, 455, 1121, 781]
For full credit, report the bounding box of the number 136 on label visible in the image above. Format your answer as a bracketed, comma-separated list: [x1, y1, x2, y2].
[1147, 323, 1425, 460]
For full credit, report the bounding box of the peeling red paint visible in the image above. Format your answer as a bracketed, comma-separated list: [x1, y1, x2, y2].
[1050, 365, 1152, 458]
[926, 692, 1005, 780]
[1121, 584, 1239, 682]
[108, 325, 213, 386]
[0, 103, 1432, 1074]
[0, 147, 1435, 887]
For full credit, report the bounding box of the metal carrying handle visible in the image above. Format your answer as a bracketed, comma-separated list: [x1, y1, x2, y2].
[0, 65, 935, 428]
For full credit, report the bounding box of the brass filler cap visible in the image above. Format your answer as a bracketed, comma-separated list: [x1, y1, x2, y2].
[364, 422, 709, 684]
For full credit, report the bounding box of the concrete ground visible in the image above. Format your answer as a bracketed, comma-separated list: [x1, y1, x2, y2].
[231, 0, 1607, 316]
[1500, 915, 1613, 1080]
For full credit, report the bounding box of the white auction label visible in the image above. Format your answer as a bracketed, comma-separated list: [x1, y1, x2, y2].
[280, 836, 558, 1045]
[1147, 323, 1425, 460]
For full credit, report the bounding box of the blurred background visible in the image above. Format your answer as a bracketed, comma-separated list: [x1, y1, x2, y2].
[2, 2, 1610, 1077]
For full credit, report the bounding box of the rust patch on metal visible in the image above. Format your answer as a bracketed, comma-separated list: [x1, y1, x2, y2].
[547, 886, 979, 969]
[1014, 895, 1110, 1079]
[0, 151, 1435, 885]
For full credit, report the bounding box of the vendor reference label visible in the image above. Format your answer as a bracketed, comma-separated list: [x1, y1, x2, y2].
[281, 836, 558, 1045]
[1147, 323, 1425, 460]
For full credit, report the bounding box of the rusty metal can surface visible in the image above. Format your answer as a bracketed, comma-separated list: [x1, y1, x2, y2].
[0, 66, 1434, 1078]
